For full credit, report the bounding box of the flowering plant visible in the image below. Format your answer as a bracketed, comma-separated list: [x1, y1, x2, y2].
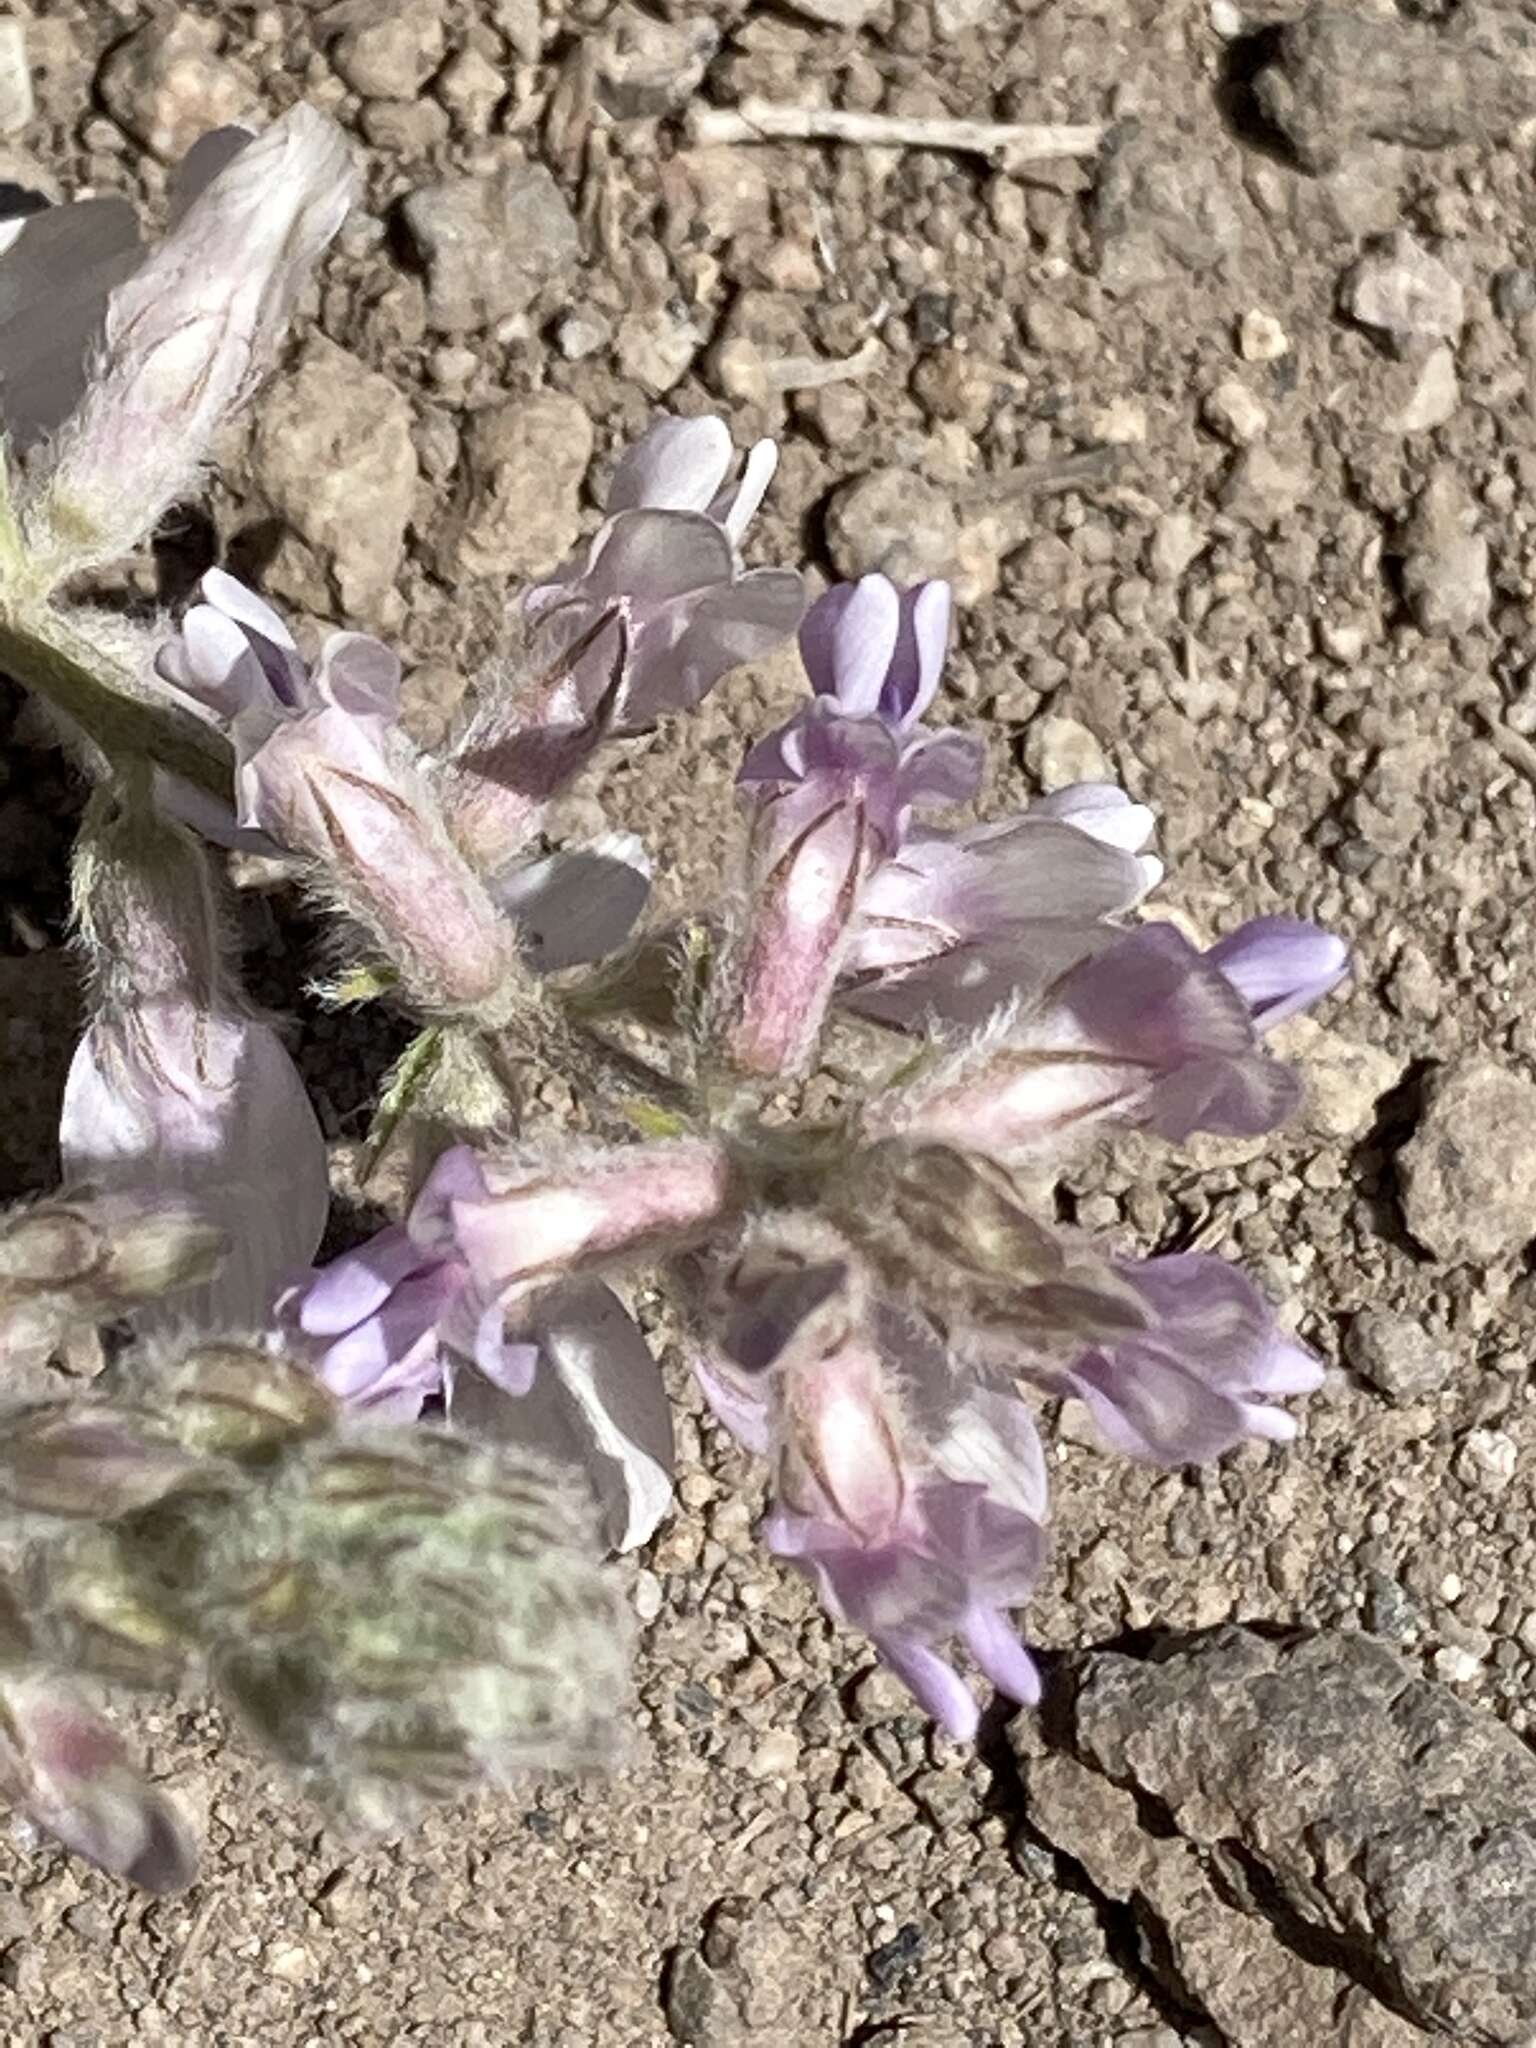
[0, 106, 1345, 1885]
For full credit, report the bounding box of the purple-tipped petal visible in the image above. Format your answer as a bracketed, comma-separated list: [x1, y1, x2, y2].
[294, 1225, 422, 1336]
[1206, 916, 1350, 1030]
[315, 631, 402, 723]
[1050, 1253, 1320, 1467]
[799, 575, 902, 717]
[883, 580, 953, 728]
[874, 1637, 980, 1741]
[963, 1605, 1042, 1709]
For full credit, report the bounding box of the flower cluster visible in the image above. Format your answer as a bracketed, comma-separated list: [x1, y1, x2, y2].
[0, 102, 1350, 1888]
[277, 563, 1344, 1740]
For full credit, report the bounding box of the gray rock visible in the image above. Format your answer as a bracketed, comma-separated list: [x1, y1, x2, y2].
[1279, 1017, 1405, 1138]
[1019, 1626, 1536, 2046]
[249, 335, 417, 619]
[1493, 266, 1536, 323]
[1400, 468, 1490, 637]
[1345, 1308, 1450, 1399]
[1393, 343, 1459, 433]
[664, 1948, 745, 2046]
[98, 17, 255, 163]
[331, 3, 443, 99]
[1342, 231, 1464, 355]
[401, 158, 580, 334]
[447, 391, 593, 581]
[595, 5, 719, 119]
[1220, 443, 1311, 530]
[614, 306, 702, 397]
[825, 469, 960, 586]
[1254, 4, 1536, 173]
[1145, 509, 1206, 583]
[1094, 125, 1246, 295]
[1399, 1057, 1536, 1262]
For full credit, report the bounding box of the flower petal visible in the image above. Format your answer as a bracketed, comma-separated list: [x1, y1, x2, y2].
[449, 1282, 674, 1554]
[607, 415, 732, 516]
[294, 1224, 422, 1336]
[0, 198, 141, 449]
[883, 580, 953, 728]
[0, 1679, 197, 1892]
[60, 1005, 329, 1331]
[963, 1604, 1041, 1708]
[873, 1636, 980, 1740]
[799, 575, 900, 717]
[491, 834, 652, 972]
[1206, 916, 1350, 1030]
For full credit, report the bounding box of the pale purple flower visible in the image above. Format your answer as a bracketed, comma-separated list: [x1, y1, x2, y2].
[890, 918, 1346, 1160]
[29, 107, 355, 574]
[282, 1221, 530, 1425]
[422, 1138, 732, 1307]
[284, 1147, 678, 1550]
[525, 414, 803, 735]
[840, 790, 1161, 1030]
[61, 998, 329, 1334]
[1035, 1252, 1325, 1466]
[0, 196, 141, 451]
[696, 1234, 1048, 1737]
[0, 129, 251, 454]
[738, 575, 983, 849]
[442, 416, 803, 875]
[159, 571, 520, 1018]
[719, 575, 980, 1076]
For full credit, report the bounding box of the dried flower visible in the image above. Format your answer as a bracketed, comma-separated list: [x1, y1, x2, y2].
[28, 108, 355, 576]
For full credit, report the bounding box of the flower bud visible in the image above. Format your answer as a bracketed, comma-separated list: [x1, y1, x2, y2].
[420, 1140, 733, 1306]
[184, 1427, 629, 1828]
[0, 1401, 212, 1523]
[29, 108, 355, 576]
[163, 1341, 339, 1460]
[35, 1531, 193, 1690]
[63, 787, 329, 1334]
[721, 789, 877, 1078]
[0, 1191, 224, 1364]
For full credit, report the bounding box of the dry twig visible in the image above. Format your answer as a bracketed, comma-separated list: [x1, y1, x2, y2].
[686, 98, 1103, 169]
